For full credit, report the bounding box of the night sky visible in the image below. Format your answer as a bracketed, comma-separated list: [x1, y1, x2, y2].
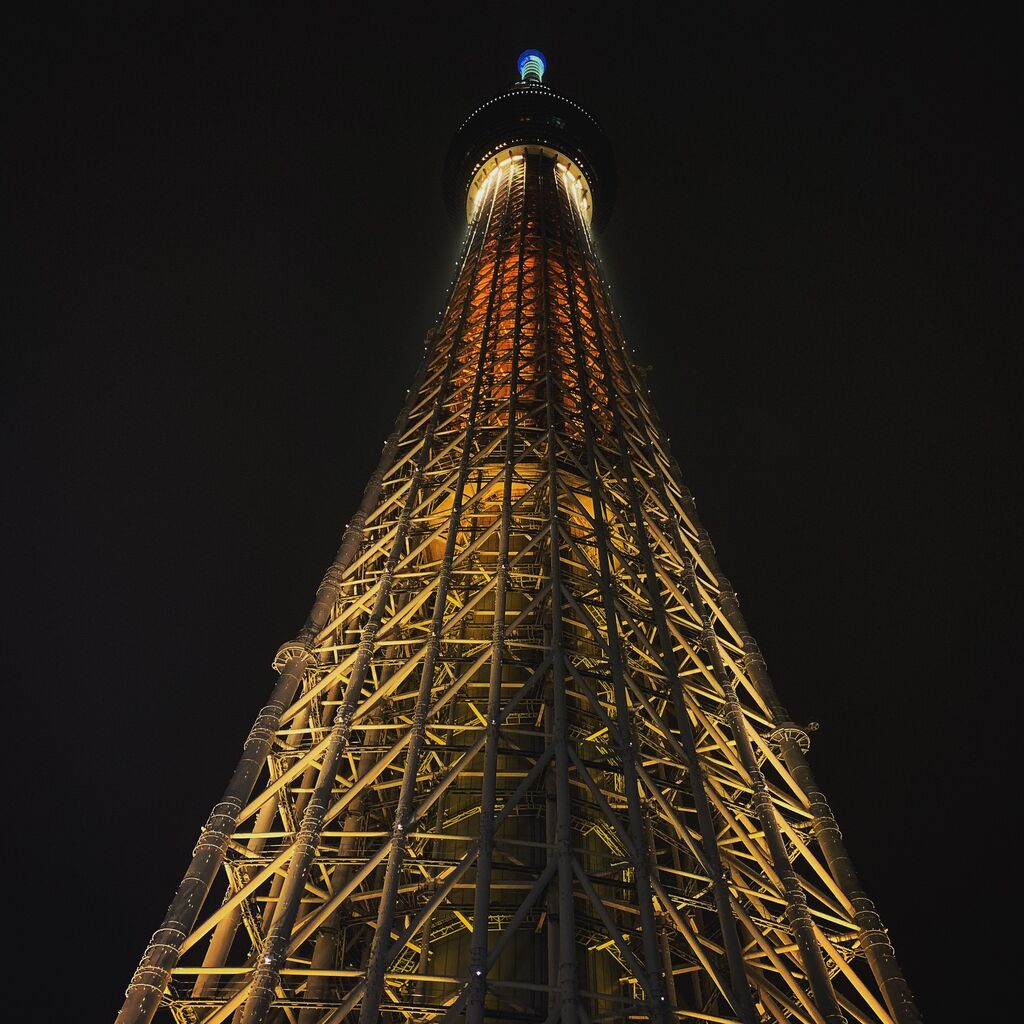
[8, 7, 1016, 1020]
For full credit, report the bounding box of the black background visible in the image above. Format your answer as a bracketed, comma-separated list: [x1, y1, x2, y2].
[7, 5, 1017, 1019]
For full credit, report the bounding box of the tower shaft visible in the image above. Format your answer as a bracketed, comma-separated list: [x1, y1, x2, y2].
[117, 74, 919, 1024]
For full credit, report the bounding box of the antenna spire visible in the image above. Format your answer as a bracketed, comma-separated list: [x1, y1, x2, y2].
[517, 49, 546, 84]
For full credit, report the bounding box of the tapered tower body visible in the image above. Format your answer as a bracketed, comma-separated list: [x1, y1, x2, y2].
[117, 54, 919, 1024]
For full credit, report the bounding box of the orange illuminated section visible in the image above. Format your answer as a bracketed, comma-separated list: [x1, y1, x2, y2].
[435, 150, 624, 447]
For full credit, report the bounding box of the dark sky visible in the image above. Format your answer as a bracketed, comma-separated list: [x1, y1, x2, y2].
[8, 6, 1016, 1020]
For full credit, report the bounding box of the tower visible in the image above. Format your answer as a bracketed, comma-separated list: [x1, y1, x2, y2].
[116, 52, 919, 1024]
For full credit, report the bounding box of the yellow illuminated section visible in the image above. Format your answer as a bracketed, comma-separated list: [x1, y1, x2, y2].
[115, 120, 916, 1024]
[466, 144, 594, 228]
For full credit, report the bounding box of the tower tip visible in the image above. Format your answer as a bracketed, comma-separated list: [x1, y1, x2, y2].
[517, 49, 546, 84]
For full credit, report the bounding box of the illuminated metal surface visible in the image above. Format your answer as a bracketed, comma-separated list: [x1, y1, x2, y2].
[518, 50, 546, 84]
[117, 60, 919, 1024]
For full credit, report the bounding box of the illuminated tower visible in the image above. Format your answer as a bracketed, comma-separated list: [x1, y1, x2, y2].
[117, 52, 919, 1024]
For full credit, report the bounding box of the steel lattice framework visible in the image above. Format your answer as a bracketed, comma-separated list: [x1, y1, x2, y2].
[117, 56, 919, 1024]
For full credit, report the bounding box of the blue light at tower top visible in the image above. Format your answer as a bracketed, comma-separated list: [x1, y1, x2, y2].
[517, 49, 546, 83]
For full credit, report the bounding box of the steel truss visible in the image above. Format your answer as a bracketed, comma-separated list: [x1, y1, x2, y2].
[117, 151, 919, 1024]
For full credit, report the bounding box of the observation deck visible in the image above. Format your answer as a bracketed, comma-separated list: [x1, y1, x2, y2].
[443, 51, 616, 232]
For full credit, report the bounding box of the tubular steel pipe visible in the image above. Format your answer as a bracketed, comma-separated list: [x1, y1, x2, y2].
[614, 303, 916, 1021]
[606, 241, 917, 1020]
[466, 157, 528, 1024]
[234, 178, 501, 1024]
[413, 598, 466, 1007]
[565, 661, 759, 1011]
[312, 663, 557, 1009]
[115, 336, 436, 1024]
[323, 735, 557, 1024]
[568, 191, 903, 1023]
[666, 534, 846, 1022]
[191, 791, 281, 999]
[676, 489, 920, 1024]
[296, 695, 388, 1023]
[355, 164, 516, 1024]
[538, 159, 582, 1024]
[554, 164, 669, 1023]
[416, 486, 483, 1017]
[560, 174, 759, 1024]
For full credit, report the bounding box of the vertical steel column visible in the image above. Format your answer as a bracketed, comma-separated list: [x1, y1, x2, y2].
[573, 196, 914, 1019]
[560, 172, 761, 1024]
[553, 165, 668, 1023]
[544, 699, 560, 1014]
[115, 337, 435, 1024]
[672, 479, 920, 1024]
[675, 547, 847, 1021]
[295, 691, 388, 1023]
[234, 173, 502, 1024]
[599, 251, 917, 1020]
[356, 161, 517, 1024]
[537, 155, 581, 1024]
[466, 157, 528, 1024]
[191, 791, 281, 999]
[415, 652, 462, 1002]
